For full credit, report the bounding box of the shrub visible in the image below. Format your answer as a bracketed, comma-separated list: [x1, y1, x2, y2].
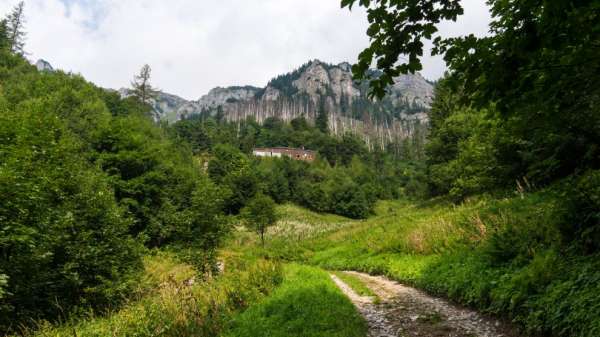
[563, 170, 600, 252]
[0, 93, 142, 329]
[331, 182, 374, 219]
[242, 193, 278, 246]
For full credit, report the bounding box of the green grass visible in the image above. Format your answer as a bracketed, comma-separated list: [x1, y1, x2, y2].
[230, 189, 600, 337]
[330, 271, 379, 301]
[224, 264, 367, 337]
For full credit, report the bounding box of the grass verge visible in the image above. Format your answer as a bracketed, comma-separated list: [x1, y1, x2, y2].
[224, 264, 367, 337]
[330, 271, 379, 301]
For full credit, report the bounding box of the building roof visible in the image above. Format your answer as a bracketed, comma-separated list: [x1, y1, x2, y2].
[253, 147, 316, 154]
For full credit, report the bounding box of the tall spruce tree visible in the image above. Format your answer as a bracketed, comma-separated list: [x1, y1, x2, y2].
[0, 19, 9, 50]
[316, 96, 329, 133]
[131, 64, 158, 106]
[6, 1, 25, 55]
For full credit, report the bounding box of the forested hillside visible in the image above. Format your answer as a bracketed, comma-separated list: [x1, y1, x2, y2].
[0, 24, 227, 331]
[171, 115, 426, 219]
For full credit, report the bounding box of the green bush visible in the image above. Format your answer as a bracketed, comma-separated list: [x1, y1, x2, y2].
[0, 49, 226, 330]
[427, 108, 510, 200]
[0, 74, 142, 328]
[563, 170, 600, 252]
[330, 181, 374, 219]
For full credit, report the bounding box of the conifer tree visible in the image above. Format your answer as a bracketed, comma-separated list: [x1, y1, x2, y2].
[0, 19, 9, 50]
[316, 96, 329, 133]
[6, 1, 25, 55]
[131, 64, 158, 105]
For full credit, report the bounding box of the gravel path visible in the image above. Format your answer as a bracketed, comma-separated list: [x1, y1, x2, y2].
[331, 271, 521, 337]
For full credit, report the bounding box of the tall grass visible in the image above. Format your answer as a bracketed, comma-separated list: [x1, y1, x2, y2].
[25, 252, 283, 337]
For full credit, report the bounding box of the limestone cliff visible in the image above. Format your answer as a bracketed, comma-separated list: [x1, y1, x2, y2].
[130, 60, 435, 148]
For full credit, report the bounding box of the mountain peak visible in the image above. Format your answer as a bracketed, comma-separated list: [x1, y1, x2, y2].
[35, 59, 53, 72]
[140, 59, 434, 147]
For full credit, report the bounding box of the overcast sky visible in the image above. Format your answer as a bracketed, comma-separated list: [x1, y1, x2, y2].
[0, 0, 491, 100]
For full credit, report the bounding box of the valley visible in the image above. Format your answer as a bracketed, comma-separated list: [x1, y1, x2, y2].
[1, 1, 598, 336]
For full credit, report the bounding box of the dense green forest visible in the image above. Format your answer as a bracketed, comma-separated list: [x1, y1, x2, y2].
[171, 114, 426, 219]
[0, 18, 227, 330]
[1, 0, 599, 336]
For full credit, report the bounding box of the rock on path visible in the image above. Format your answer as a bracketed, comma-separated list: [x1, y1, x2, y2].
[331, 271, 521, 337]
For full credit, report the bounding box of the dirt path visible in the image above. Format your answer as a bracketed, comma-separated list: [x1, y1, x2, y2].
[331, 271, 521, 337]
[330, 274, 397, 337]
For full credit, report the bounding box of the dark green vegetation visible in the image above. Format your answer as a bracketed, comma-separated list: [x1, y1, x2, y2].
[225, 264, 367, 337]
[0, 28, 226, 333]
[173, 115, 426, 219]
[346, 0, 599, 190]
[28, 254, 284, 337]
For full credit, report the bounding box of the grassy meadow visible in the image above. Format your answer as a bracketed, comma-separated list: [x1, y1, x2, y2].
[23, 253, 283, 337]
[228, 190, 600, 337]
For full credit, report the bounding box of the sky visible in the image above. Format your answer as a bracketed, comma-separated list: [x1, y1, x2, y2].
[0, 0, 492, 100]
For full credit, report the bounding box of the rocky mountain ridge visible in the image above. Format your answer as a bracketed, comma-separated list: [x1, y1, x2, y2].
[34, 59, 53, 72]
[139, 60, 434, 148]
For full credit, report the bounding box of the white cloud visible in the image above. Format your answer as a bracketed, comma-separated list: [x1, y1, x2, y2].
[0, 0, 491, 100]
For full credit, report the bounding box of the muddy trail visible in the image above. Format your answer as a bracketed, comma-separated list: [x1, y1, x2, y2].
[331, 271, 522, 337]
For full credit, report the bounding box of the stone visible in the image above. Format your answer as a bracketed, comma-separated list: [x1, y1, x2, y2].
[35, 59, 54, 72]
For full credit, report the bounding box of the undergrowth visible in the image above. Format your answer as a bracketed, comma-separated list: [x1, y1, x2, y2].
[23, 252, 283, 337]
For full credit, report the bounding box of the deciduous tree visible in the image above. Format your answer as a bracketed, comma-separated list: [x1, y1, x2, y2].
[242, 193, 278, 247]
[346, 0, 600, 184]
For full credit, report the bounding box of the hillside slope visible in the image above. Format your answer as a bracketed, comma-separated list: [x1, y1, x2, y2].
[228, 192, 600, 337]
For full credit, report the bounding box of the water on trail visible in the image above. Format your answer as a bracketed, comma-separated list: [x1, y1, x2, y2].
[331, 271, 521, 337]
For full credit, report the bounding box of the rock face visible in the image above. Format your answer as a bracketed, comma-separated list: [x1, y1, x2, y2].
[35, 59, 54, 72]
[128, 60, 435, 148]
[197, 86, 261, 108]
